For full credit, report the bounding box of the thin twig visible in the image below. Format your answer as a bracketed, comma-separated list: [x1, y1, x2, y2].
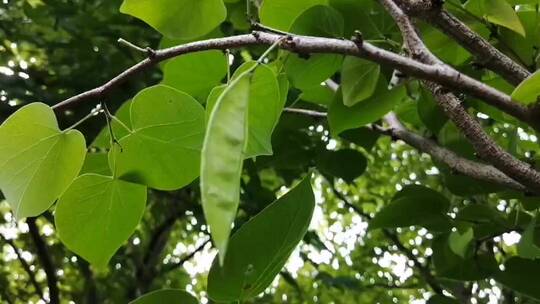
[26, 218, 59, 304]
[161, 239, 211, 274]
[284, 107, 327, 118]
[0, 233, 45, 302]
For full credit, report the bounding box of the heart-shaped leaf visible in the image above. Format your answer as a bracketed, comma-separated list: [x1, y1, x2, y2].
[0, 103, 86, 219]
[120, 0, 227, 39]
[55, 174, 147, 268]
[162, 50, 228, 99]
[259, 0, 326, 31]
[110, 85, 205, 190]
[207, 176, 315, 302]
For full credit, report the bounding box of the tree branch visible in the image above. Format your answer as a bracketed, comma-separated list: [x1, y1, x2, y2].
[286, 107, 526, 192]
[26, 218, 59, 304]
[381, 113, 525, 191]
[76, 259, 97, 304]
[51, 31, 537, 131]
[395, 0, 530, 85]
[0, 233, 45, 302]
[379, 0, 540, 193]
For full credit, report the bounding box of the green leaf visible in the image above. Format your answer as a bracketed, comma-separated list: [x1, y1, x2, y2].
[433, 233, 499, 281]
[207, 62, 284, 158]
[259, 0, 327, 31]
[201, 71, 251, 264]
[129, 289, 198, 304]
[237, 62, 284, 158]
[338, 127, 380, 151]
[110, 85, 205, 190]
[300, 83, 335, 106]
[207, 176, 315, 302]
[55, 174, 147, 269]
[162, 50, 228, 99]
[370, 185, 452, 232]
[448, 227, 474, 258]
[494, 257, 540, 300]
[485, 0, 525, 36]
[0, 103, 86, 219]
[517, 216, 540, 259]
[120, 0, 227, 39]
[455, 204, 509, 239]
[329, 83, 406, 136]
[329, 0, 398, 39]
[417, 88, 447, 134]
[284, 5, 344, 90]
[465, 0, 525, 36]
[316, 149, 367, 183]
[81, 153, 111, 176]
[341, 57, 380, 107]
[511, 69, 540, 105]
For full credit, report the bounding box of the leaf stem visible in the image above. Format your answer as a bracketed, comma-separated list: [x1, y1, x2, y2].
[256, 36, 287, 65]
[102, 102, 123, 151]
[118, 38, 156, 57]
[64, 105, 101, 131]
[225, 49, 232, 84]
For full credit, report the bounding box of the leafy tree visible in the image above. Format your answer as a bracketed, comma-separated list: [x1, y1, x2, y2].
[1, 0, 540, 303]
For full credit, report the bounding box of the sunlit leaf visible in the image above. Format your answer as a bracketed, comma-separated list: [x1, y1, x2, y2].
[0, 103, 86, 219]
[259, 0, 327, 31]
[512, 69, 540, 105]
[55, 174, 147, 268]
[110, 85, 205, 190]
[162, 50, 228, 99]
[120, 0, 227, 39]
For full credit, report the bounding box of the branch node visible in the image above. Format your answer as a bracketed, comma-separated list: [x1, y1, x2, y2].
[118, 38, 155, 58]
[352, 30, 364, 47]
[281, 35, 296, 49]
[250, 21, 289, 36]
[145, 47, 156, 58]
